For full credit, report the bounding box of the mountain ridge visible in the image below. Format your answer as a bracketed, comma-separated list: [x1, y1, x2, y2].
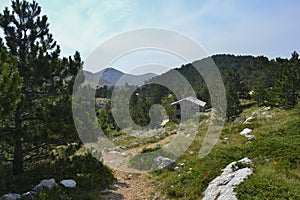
[83, 68, 157, 88]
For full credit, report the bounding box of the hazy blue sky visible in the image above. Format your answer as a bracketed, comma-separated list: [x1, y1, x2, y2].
[0, 0, 299, 74]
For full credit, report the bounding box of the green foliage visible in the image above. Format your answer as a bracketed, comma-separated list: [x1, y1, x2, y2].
[161, 94, 176, 119]
[235, 166, 300, 200]
[95, 85, 113, 98]
[0, 47, 22, 141]
[252, 52, 300, 108]
[0, 145, 114, 198]
[0, 47, 22, 116]
[141, 146, 161, 153]
[223, 69, 242, 121]
[0, 0, 83, 175]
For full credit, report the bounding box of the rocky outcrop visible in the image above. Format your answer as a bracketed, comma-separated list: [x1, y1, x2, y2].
[202, 158, 253, 200]
[31, 178, 58, 195]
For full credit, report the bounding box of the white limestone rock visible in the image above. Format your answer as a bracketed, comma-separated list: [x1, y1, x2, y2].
[60, 179, 77, 188]
[203, 158, 253, 200]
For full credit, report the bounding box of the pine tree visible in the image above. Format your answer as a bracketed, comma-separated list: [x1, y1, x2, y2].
[0, 0, 82, 174]
[223, 69, 241, 122]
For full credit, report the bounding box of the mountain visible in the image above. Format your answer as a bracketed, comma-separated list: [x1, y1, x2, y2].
[83, 68, 157, 88]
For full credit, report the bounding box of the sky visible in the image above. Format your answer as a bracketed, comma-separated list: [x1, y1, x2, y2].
[0, 0, 299, 74]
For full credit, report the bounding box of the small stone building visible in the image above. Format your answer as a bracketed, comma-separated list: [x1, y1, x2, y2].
[171, 96, 206, 121]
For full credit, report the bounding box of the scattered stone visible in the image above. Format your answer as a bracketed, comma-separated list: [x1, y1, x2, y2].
[180, 163, 185, 169]
[240, 128, 255, 139]
[0, 193, 21, 200]
[203, 157, 253, 200]
[60, 179, 77, 188]
[243, 116, 254, 124]
[264, 106, 271, 111]
[153, 156, 177, 170]
[240, 128, 252, 135]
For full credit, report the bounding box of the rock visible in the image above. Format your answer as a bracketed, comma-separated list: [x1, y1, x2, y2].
[0, 194, 21, 200]
[60, 179, 77, 188]
[153, 156, 177, 170]
[180, 163, 185, 169]
[239, 157, 252, 165]
[245, 134, 255, 139]
[240, 128, 255, 139]
[243, 116, 255, 124]
[21, 191, 34, 198]
[32, 178, 58, 193]
[203, 158, 253, 200]
[154, 135, 160, 139]
[264, 106, 271, 111]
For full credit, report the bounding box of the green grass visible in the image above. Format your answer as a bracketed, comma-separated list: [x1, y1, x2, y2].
[153, 104, 300, 199]
[141, 146, 161, 153]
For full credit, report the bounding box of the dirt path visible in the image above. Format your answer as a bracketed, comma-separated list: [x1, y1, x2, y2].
[100, 134, 178, 200]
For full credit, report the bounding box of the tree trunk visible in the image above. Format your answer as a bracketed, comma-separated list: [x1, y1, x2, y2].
[13, 109, 23, 175]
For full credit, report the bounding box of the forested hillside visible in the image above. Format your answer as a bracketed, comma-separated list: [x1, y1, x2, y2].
[97, 53, 299, 130]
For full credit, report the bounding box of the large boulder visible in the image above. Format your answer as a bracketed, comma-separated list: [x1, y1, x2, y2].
[31, 178, 58, 194]
[153, 156, 177, 170]
[0, 193, 21, 200]
[203, 157, 253, 200]
[60, 179, 77, 188]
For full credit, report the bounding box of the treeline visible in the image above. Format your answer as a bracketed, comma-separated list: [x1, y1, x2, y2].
[97, 53, 299, 128]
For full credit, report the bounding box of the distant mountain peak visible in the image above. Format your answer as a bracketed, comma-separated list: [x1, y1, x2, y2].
[83, 67, 157, 88]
